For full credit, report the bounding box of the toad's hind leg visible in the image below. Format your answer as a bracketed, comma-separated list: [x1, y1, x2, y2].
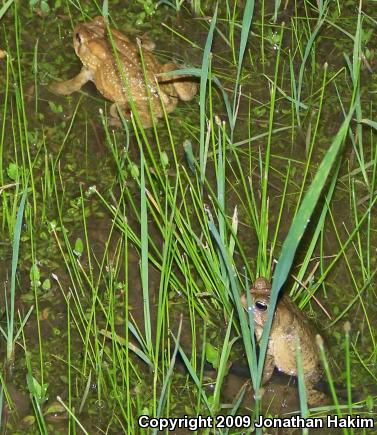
[306, 386, 329, 406]
[49, 67, 93, 95]
[110, 102, 154, 129]
[161, 62, 197, 102]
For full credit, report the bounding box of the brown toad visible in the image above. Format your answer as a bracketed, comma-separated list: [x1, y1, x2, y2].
[241, 277, 328, 406]
[50, 16, 197, 127]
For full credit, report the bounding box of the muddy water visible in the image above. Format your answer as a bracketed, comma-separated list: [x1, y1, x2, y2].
[0, 1, 376, 434]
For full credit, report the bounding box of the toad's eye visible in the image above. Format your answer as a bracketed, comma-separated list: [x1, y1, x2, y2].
[75, 33, 82, 44]
[255, 300, 268, 311]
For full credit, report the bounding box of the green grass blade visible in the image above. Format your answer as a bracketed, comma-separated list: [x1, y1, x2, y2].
[0, 0, 13, 20]
[206, 212, 258, 390]
[7, 187, 27, 360]
[154, 317, 182, 424]
[140, 148, 152, 355]
[223, 383, 248, 435]
[175, 342, 212, 412]
[212, 313, 236, 411]
[296, 1, 329, 125]
[99, 329, 153, 368]
[295, 339, 309, 435]
[273, 0, 281, 22]
[199, 4, 218, 184]
[231, 0, 255, 134]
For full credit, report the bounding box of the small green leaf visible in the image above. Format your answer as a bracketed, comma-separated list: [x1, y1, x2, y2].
[42, 278, 51, 290]
[40, 0, 49, 13]
[366, 395, 374, 412]
[44, 402, 65, 416]
[7, 162, 18, 180]
[74, 237, 83, 257]
[135, 11, 146, 26]
[102, 0, 108, 20]
[48, 100, 63, 114]
[183, 140, 196, 173]
[160, 151, 169, 168]
[27, 375, 48, 404]
[205, 342, 220, 369]
[30, 263, 41, 287]
[129, 162, 139, 179]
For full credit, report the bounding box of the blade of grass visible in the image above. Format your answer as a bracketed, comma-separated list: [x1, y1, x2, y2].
[0, 0, 14, 20]
[199, 4, 218, 184]
[230, 0, 255, 137]
[295, 0, 329, 126]
[206, 212, 258, 389]
[154, 316, 183, 424]
[175, 342, 212, 413]
[316, 335, 348, 435]
[222, 382, 248, 435]
[295, 339, 309, 435]
[7, 187, 27, 360]
[140, 148, 153, 356]
[212, 313, 237, 411]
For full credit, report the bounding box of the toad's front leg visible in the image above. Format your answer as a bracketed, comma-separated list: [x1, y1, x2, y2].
[49, 67, 93, 95]
[261, 354, 276, 384]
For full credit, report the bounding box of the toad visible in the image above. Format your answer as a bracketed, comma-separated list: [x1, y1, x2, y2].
[49, 16, 197, 127]
[241, 277, 328, 406]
